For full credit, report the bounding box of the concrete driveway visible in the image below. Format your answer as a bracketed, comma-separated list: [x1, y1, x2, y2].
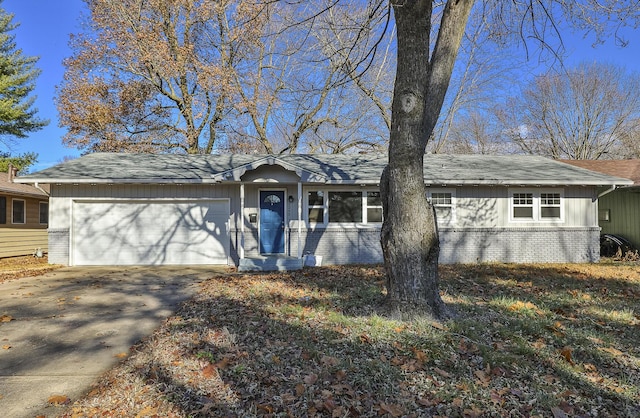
[0, 265, 226, 418]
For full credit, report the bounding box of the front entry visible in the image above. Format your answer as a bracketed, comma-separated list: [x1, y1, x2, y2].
[260, 190, 285, 254]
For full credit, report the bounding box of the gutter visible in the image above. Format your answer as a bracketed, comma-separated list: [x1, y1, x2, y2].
[598, 185, 617, 198]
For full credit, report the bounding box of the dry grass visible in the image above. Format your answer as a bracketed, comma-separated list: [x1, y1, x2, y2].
[57, 263, 639, 417]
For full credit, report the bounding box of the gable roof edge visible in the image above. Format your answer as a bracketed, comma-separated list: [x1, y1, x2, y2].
[209, 155, 329, 183]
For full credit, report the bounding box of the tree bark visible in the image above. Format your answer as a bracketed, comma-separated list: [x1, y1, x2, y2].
[382, 0, 474, 319]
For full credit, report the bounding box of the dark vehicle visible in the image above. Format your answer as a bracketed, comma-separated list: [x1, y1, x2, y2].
[600, 234, 637, 257]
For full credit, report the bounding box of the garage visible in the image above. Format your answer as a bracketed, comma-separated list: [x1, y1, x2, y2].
[71, 200, 229, 266]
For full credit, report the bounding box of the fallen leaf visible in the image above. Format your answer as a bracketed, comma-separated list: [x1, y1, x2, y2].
[463, 406, 484, 417]
[490, 390, 504, 405]
[412, 347, 429, 363]
[551, 406, 568, 418]
[295, 383, 306, 397]
[430, 321, 448, 331]
[321, 355, 339, 367]
[379, 402, 404, 417]
[304, 373, 318, 385]
[359, 333, 372, 344]
[257, 404, 273, 413]
[48, 395, 70, 405]
[474, 369, 491, 386]
[560, 347, 575, 365]
[323, 398, 337, 411]
[452, 397, 464, 407]
[215, 357, 230, 369]
[599, 346, 624, 357]
[135, 406, 158, 417]
[532, 339, 546, 350]
[114, 352, 128, 358]
[434, 367, 452, 378]
[0, 315, 13, 323]
[2, 345, 11, 350]
[202, 364, 217, 379]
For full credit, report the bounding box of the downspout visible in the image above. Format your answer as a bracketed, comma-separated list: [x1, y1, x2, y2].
[297, 181, 302, 259]
[595, 185, 617, 231]
[34, 182, 50, 196]
[240, 183, 245, 260]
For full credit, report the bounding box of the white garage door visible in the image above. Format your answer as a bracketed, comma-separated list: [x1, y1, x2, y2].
[72, 200, 229, 265]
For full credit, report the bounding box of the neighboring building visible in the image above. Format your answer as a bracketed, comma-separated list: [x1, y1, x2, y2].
[0, 165, 49, 258]
[14, 153, 632, 268]
[562, 159, 640, 250]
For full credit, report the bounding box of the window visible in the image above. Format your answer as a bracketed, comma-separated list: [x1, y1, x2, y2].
[510, 189, 563, 222]
[306, 189, 382, 225]
[12, 199, 25, 224]
[427, 189, 455, 225]
[329, 191, 362, 222]
[366, 191, 383, 223]
[0, 196, 6, 224]
[598, 209, 610, 222]
[512, 192, 534, 219]
[307, 191, 325, 223]
[39, 202, 49, 225]
[540, 193, 561, 219]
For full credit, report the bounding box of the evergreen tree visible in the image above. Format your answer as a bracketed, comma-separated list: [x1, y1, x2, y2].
[0, 151, 37, 174]
[0, 2, 47, 143]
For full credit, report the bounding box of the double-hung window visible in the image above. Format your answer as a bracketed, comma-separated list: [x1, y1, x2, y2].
[12, 199, 25, 224]
[0, 196, 6, 224]
[427, 189, 455, 226]
[540, 192, 561, 219]
[39, 202, 49, 225]
[510, 189, 563, 222]
[306, 190, 382, 225]
[512, 192, 534, 219]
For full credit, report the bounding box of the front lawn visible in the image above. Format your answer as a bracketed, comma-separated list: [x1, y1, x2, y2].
[61, 263, 639, 417]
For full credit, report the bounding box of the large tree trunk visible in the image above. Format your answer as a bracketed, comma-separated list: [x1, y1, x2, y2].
[382, 0, 474, 319]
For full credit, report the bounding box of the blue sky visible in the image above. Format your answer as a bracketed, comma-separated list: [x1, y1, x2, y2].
[3, 0, 640, 171]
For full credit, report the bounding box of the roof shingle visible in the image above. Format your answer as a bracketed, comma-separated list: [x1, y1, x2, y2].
[14, 153, 633, 187]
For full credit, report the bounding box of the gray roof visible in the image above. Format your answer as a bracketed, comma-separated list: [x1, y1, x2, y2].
[14, 152, 633, 186]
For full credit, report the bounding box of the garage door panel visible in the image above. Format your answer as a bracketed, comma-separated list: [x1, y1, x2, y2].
[73, 200, 229, 265]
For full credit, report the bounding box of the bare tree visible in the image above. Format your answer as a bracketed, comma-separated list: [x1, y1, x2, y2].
[222, 0, 393, 154]
[57, 0, 265, 154]
[378, 0, 640, 319]
[502, 62, 640, 160]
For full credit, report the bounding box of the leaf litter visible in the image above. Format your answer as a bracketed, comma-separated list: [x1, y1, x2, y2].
[56, 263, 639, 417]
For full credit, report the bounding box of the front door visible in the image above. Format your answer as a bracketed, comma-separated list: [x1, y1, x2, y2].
[259, 190, 285, 254]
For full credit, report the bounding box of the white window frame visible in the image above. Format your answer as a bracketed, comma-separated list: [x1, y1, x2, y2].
[12, 199, 26, 224]
[363, 191, 383, 224]
[39, 202, 49, 225]
[305, 188, 382, 226]
[427, 188, 456, 226]
[509, 188, 564, 223]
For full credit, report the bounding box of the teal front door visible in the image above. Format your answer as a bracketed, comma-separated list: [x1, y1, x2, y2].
[260, 190, 285, 254]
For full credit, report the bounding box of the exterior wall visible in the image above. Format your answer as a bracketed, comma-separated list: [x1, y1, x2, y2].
[0, 194, 48, 258]
[0, 229, 48, 258]
[49, 182, 602, 266]
[598, 188, 640, 248]
[49, 184, 241, 265]
[452, 186, 598, 228]
[438, 227, 600, 263]
[279, 226, 600, 265]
